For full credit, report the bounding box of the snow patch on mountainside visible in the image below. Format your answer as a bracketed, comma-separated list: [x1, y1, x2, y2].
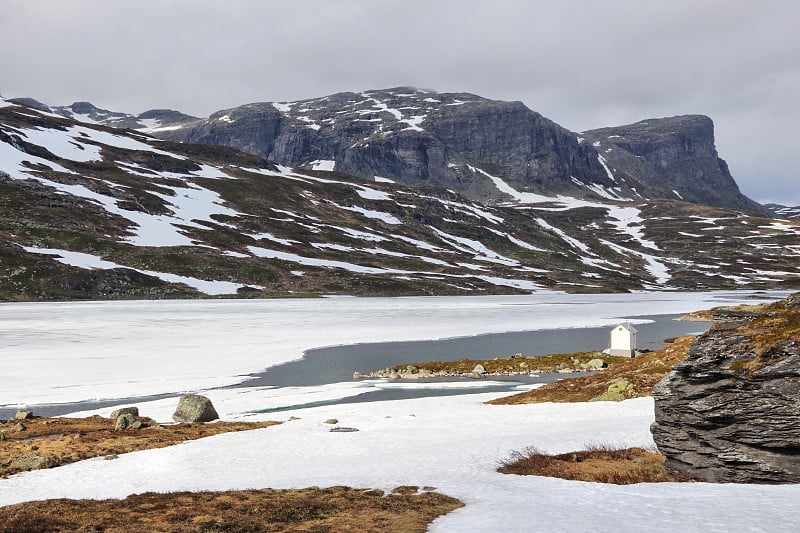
[22, 246, 253, 295]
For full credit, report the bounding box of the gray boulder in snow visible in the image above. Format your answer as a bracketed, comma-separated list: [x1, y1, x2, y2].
[172, 394, 219, 423]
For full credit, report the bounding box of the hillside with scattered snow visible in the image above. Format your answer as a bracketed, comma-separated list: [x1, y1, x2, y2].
[1, 97, 799, 300]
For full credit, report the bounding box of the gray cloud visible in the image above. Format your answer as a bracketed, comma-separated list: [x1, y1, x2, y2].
[2, 0, 797, 204]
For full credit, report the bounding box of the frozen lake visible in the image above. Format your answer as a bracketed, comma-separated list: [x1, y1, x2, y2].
[0, 290, 784, 416]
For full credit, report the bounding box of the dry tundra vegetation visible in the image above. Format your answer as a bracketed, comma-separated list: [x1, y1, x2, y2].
[0, 486, 463, 533]
[0, 416, 280, 478]
[0, 415, 462, 532]
[497, 444, 690, 484]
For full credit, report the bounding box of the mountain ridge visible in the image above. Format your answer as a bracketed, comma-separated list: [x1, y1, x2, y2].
[13, 88, 765, 214]
[149, 87, 766, 214]
[2, 96, 799, 300]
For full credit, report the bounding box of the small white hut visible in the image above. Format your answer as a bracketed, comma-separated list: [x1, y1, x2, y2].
[608, 323, 638, 357]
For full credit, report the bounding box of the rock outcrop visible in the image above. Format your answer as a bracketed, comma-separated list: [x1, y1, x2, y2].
[651, 293, 800, 483]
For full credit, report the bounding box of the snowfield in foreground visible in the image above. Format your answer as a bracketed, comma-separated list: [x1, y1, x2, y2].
[2, 395, 798, 532]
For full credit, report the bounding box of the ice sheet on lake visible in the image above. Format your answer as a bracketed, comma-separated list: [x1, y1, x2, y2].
[0, 292, 786, 407]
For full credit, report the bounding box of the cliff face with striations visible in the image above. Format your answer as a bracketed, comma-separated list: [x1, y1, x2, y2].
[651, 293, 800, 483]
[582, 116, 768, 214]
[159, 88, 613, 203]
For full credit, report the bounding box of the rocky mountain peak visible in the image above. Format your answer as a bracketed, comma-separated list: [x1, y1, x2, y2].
[150, 88, 766, 213]
[582, 115, 767, 214]
[159, 88, 614, 204]
[8, 89, 766, 213]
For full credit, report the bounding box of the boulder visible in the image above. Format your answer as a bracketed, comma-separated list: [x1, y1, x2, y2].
[114, 413, 137, 431]
[590, 379, 634, 402]
[585, 358, 607, 370]
[172, 394, 219, 423]
[324, 419, 339, 425]
[651, 295, 800, 483]
[15, 410, 33, 420]
[109, 407, 139, 419]
[330, 427, 359, 433]
[472, 364, 486, 375]
[10, 454, 51, 471]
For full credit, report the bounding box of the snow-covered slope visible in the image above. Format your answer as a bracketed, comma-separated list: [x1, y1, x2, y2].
[1, 97, 799, 299]
[766, 203, 800, 219]
[8, 97, 198, 133]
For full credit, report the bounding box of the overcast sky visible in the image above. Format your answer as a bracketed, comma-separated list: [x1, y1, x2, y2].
[2, 0, 798, 204]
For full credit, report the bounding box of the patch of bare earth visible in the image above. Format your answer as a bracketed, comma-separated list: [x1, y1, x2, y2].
[488, 335, 696, 405]
[498, 445, 690, 484]
[0, 486, 463, 533]
[0, 416, 280, 478]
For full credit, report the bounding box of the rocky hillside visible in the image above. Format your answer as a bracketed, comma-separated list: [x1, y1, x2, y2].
[8, 97, 198, 133]
[155, 88, 613, 204]
[1, 98, 799, 300]
[145, 87, 759, 213]
[651, 293, 800, 483]
[581, 116, 768, 215]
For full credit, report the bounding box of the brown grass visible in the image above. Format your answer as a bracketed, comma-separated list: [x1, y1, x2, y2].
[0, 416, 280, 478]
[489, 335, 695, 404]
[497, 444, 690, 484]
[0, 486, 463, 533]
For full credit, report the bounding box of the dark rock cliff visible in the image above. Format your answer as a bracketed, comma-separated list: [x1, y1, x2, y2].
[157, 88, 617, 203]
[651, 293, 800, 483]
[582, 116, 768, 214]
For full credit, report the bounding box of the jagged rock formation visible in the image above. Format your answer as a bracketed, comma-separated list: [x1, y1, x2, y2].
[651, 293, 800, 483]
[581, 116, 768, 214]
